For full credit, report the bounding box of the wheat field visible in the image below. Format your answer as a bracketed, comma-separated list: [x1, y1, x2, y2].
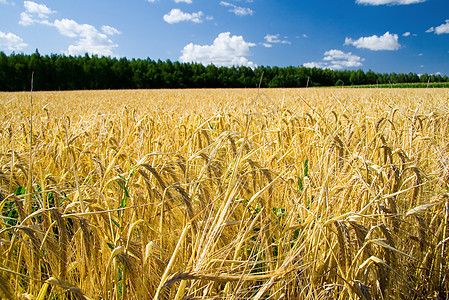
[0, 88, 448, 299]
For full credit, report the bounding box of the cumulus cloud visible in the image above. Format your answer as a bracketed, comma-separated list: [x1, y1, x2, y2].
[101, 25, 121, 36]
[0, 31, 28, 51]
[262, 34, 290, 47]
[426, 20, 449, 35]
[302, 62, 323, 69]
[53, 19, 118, 56]
[220, 1, 254, 16]
[356, 0, 426, 5]
[345, 32, 400, 51]
[163, 8, 204, 24]
[180, 32, 256, 68]
[19, 1, 120, 56]
[19, 1, 55, 26]
[23, 0, 54, 17]
[53, 19, 91, 38]
[304, 49, 364, 70]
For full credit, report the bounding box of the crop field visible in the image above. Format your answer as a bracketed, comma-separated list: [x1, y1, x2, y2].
[0, 88, 448, 299]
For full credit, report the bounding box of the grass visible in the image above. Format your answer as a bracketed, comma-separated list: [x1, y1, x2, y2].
[349, 82, 449, 88]
[0, 88, 448, 299]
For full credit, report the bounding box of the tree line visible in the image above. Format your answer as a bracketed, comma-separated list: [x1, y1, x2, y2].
[0, 51, 448, 91]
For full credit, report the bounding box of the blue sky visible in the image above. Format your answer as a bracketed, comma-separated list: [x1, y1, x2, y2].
[0, 0, 448, 75]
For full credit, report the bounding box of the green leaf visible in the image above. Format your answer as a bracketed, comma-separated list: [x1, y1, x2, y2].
[111, 218, 120, 228]
[118, 267, 123, 281]
[107, 242, 115, 250]
[304, 158, 309, 177]
[298, 176, 304, 192]
[116, 179, 130, 198]
[273, 207, 286, 217]
[14, 186, 26, 196]
[6, 206, 18, 227]
[118, 282, 123, 298]
[118, 267, 124, 298]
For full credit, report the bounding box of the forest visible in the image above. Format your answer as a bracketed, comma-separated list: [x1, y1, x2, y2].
[0, 51, 448, 91]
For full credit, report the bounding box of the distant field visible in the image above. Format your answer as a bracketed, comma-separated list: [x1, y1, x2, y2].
[0, 88, 448, 299]
[350, 82, 449, 88]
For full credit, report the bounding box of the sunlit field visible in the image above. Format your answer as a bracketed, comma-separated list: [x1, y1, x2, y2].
[0, 88, 448, 299]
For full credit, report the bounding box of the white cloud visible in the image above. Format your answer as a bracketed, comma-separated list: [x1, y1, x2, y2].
[147, 0, 157, 2]
[180, 32, 256, 68]
[0, 31, 27, 51]
[53, 19, 118, 56]
[19, 12, 35, 26]
[102, 25, 121, 36]
[345, 32, 400, 51]
[18, 2, 120, 56]
[356, 0, 426, 5]
[304, 49, 364, 70]
[23, 1, 54, 17]
[19, 1, 55, 26]
[264, 34, 290, 44]
[53, 19, 92, 38]
[435, 21, 449, 34]
[262, 34, 290, 47]
[303, 62, 324, 68]
[427, 20, 449, 35]
[220, 1, 254, 16]
[324, 50, 364, 68]
[66, 38, 117, 57]
[163, 8, 204, 24]
[402, 32, 411, 37]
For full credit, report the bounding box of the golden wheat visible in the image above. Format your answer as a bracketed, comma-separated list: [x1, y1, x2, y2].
[0, 88, 448, 299]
